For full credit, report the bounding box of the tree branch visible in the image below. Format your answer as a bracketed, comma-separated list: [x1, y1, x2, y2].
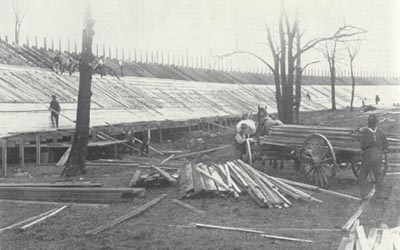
[212, 50, 274, 72]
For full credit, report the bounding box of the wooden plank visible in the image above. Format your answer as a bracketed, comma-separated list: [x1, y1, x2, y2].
[85, 193, 167, 235]
[128, 170, 142, 187]
[342, 186, 375, 230]
[56, 146, 70, 167]
[0, 182, 102, 187]
[356, 226, 369, 250]
[0, 207, 58, 234]
[0, 199, 109, 208]
[193, 223, 312, 243]
[20, 205, 68, 231]
[171, 199, 205, 214]
[195, 166, 230, 191]
[275, 177, 361, 201]
[151, 165, 177, 184]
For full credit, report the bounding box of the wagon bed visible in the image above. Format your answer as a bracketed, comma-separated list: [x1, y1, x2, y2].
[258, 124, 400, 187]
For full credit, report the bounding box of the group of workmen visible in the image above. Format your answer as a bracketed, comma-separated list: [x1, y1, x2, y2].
[233, 111, 389, 201]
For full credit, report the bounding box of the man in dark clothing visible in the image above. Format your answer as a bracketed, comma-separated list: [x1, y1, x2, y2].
[375, 95, 380, 105]
[50, 95, 61, 128]
[358, 114, 388, 199]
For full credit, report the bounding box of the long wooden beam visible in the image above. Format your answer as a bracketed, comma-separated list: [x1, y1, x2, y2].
[85, 193, 167, 235]
[20, 205, 68, 231]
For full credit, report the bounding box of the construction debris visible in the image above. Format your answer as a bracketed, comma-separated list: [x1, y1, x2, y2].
[0, 182, 102, 188]
[178, 159, 321, 208]
[337, 221, 400, 250]
[193, 223, 312, 244]
[0, 187, 145, 203]
[85, 194, 167, 235]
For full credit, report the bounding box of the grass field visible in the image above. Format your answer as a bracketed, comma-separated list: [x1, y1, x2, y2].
[0, 107, 399, 250]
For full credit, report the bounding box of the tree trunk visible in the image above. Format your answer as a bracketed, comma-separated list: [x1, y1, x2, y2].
[330, 62, 336, 111]
[350, 60, 356, 111]
[294, 32, 302, 123]
[279, 11, 291, 124]
[62, 8, 95, 177]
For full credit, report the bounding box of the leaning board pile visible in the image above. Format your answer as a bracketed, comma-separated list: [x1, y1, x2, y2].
[178, 159, 321, 208]
[337, 220, 400, 250]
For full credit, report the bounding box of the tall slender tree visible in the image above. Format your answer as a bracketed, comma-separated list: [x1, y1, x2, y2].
[347, 41, 362, 111]
[62, 5, 95, 177]
[12, 0, 29, 45]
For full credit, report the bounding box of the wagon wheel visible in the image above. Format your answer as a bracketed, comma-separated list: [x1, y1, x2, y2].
[301, 134, 337, 187]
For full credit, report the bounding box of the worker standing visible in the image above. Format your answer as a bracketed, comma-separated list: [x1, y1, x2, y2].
[50, 95, 61, 128]
[233, 123, 253, 161]
[358, 114, 388, 200]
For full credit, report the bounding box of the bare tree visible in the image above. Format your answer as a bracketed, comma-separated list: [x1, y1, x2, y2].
[215, 6, 365, 124]
[12, 0, 29, 45]
[347, 41, 362, 111]
[319, 26, 366, 111]
[62, 5, 95, 177]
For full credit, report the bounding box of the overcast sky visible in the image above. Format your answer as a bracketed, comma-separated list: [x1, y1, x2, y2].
[0, 0, 398, 74]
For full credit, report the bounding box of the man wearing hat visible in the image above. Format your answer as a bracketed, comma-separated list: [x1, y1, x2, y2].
[49, 95, 61, 128]
[358, 114, 388, 200]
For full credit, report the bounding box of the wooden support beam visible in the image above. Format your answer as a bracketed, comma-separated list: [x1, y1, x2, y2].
[151, 165, 177, 184]
[36, 135, 41, 164]
[1, 139, 7, 177]
[85, 194, 167, 235]
[18, 138, 25, 169]
[342, 186, 375, 230]
[172, 145, 231, 159]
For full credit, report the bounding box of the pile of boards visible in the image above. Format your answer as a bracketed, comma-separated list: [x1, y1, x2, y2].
[178, 159, 321, 208]
[90, 157, 187, 187]
[337, 220, 400, 250]
[0, 182, 145, 203]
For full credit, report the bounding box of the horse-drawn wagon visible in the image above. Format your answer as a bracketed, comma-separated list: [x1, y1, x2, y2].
[255, 124, 400, 187]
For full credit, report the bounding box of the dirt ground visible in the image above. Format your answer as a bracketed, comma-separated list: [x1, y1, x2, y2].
[1, 107, 399, 250]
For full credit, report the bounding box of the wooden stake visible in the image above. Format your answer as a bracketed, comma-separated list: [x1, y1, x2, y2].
[85, 194, 167, 235]
[20, 205, 68, 231]
[18, 138, 25, 169]
[128, 170, 142, 187]
[172, 199, 205, 214]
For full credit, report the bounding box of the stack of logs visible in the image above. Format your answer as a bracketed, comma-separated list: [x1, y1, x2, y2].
[178, 159, 321, 208]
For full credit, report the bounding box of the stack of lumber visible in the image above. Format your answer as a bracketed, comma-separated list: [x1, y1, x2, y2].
[337, 221, 400, 250]
[178, 159, 321, 208]
[93, 157, 188, 169]
[260, 124, 400, 153]
[0, 182, 145, 203]
[260, 125, 360, 152]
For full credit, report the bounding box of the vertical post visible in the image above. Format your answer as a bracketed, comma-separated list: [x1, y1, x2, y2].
[102, 44, 106, 57]
[96, 44, 99, 57]
[122, 48, 125, 61]
[115, 46, 118, 59]
[35, 36, 38, 47]
[113, 144, 118, 158]
[92, 129, 98, 142]
[134, 49, 137, 62]
[161, 51, 164, 64]
[5, 35, 8, 43]
[19, 138, 25, 169]
[74, 38, 77, 53]
[58, 37, 62, 52]
[26, 35, 29, 47]
[128, 49, 131, 62]
[108, 45, 111, 58]
[36, 135, 41, 164]
[67, 38, 70, 52]
[1, 139, 7, 177]
[44, 37, 47, 49]
[51, 38, 54, 50]
[159, 127, 163, 143]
